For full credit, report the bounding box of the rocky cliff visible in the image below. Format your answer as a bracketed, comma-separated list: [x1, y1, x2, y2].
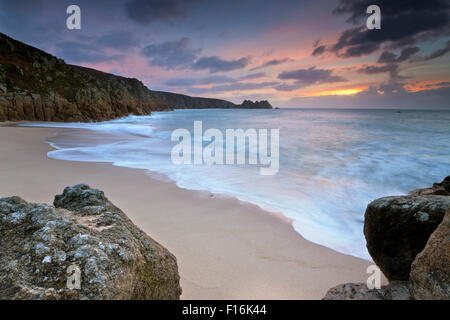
[151, 90, 235, 109]
[240, 99, 273, 109]
[0, 33, 171, 122]
[0, 32, 272, 123]
[323, 176, 450, 300]
[150, 91, 272, 109]
[0, 184, 182, 300]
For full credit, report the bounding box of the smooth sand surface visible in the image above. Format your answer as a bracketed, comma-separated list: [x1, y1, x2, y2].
[0, 125, 383, 299]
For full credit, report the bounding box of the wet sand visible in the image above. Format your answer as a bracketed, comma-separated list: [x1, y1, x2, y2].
[0, 124, 383, 299]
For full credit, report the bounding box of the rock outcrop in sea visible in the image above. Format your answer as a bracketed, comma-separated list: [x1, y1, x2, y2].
[0, 32, 272, 123]
[239, 100, 273, 109]
[323, 176, 450, 300]
[0, 184, 182, 300]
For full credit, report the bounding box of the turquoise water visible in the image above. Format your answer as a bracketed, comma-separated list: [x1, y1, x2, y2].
[23, 108, 450, 259]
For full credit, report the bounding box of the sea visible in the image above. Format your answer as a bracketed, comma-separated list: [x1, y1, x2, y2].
[22, 108, 450, 260]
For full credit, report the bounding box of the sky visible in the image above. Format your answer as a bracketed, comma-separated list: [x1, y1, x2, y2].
[0, 0, 449, 108]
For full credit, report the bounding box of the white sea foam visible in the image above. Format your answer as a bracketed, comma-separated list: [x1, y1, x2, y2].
[22, 108, 450, 260]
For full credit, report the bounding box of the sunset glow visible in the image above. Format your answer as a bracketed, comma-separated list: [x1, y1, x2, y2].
[310, 87, 368, 97]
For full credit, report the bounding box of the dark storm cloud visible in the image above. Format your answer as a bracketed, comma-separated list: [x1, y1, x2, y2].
[139, 36, 254, 73]
[377, 47, 420, 63]
[357, 63, 401, 80]
[142, 37, 201, 69]
[357, 64, 397, 74]
[317, 0, 450, 58]
[329, 12, 447, 58]
[275, 67, 347, 91]
[192, 56, 251, 73]
[333, 0, 449, 24]
[251, 58, 293, 70]
[125, 0, 200, 25]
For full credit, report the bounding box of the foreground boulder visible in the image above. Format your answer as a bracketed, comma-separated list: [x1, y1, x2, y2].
[323, 281, 410, 300]
[0, 184, 182, 300]
[409, 209, 449, 299]
[324, 177, 450, 300]
[364, 195, 449, 281]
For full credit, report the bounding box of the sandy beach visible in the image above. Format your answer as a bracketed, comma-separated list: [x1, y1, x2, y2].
[0, 124, 382, 299]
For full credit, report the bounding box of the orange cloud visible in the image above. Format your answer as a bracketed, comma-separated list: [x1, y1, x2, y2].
[311, 87, 368, 96]
[404, 81, 450, 92]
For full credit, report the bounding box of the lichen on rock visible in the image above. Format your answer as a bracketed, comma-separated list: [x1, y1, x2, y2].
[323, 177, 450, 300]
[364, 195, 449, 281]
[323, 281, 410, 300]
[410, 208, 450, 300]
[0, 184, 182, 300]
